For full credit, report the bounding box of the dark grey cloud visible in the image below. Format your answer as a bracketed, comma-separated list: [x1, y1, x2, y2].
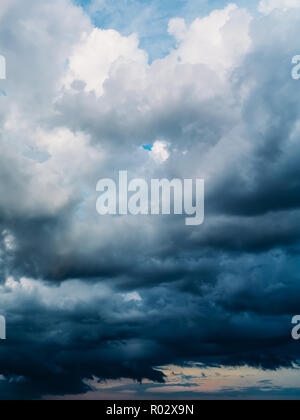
[1, 0, 300, 400]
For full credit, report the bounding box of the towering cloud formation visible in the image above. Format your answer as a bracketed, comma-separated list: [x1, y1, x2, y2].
[0, 0, 300, 399]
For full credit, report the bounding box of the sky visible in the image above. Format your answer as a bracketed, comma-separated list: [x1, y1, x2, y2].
[1, 0, 300, 400]
[76, 0, 259, 61]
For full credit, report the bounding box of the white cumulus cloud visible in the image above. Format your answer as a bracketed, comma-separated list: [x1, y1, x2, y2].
[258, 0, 300, 14]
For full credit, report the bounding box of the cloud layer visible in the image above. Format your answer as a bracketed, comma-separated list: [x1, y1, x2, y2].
[0, 0, 300, 399]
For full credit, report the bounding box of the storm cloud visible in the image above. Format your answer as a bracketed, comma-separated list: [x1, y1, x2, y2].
[0, 0, 300, 399]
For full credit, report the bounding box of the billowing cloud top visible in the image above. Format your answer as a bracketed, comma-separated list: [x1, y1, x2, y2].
[0, 0, 300, 399]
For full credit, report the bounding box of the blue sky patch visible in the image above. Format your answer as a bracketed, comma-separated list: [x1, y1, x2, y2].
[74, 0, 259, 61]
[142, 144, 153, 151]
